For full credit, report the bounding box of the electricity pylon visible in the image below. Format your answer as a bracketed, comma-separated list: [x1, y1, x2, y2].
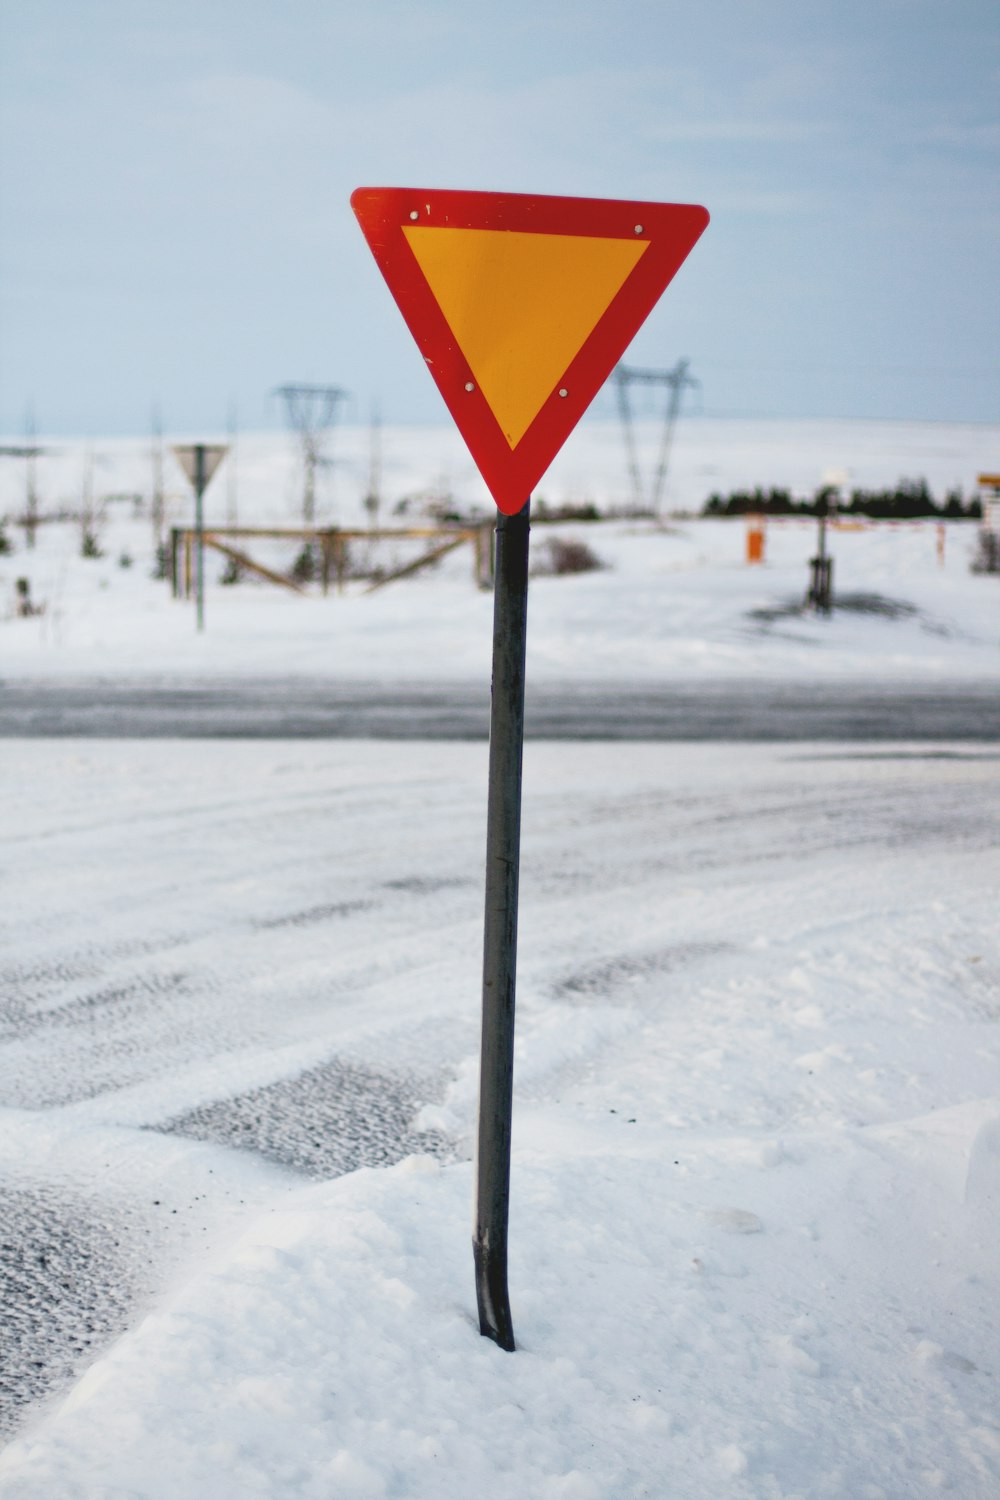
[275, 384, 348, 524]
[613, 359, 698, 516]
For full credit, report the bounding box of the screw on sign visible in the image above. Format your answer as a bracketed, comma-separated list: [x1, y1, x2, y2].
[352, 187, 709, 1349]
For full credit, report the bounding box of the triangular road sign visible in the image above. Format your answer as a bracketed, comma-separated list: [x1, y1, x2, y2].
[351, 187, 709, 514]
[172, 444, 229, 492]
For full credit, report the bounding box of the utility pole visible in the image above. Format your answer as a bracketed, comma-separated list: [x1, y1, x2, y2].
[613, 359, 698, 516]
[0, 421, 46, 548]
[275, 384, 348, 525]
[364, 402, 382, 532]
[80, 444, 98, 556]
[151, 405, 166, 553]
[226, 401, 239, 529]
[24, 406, 40, 548]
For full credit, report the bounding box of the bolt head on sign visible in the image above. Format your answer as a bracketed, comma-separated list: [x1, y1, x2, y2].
[351, 188, 709, 515]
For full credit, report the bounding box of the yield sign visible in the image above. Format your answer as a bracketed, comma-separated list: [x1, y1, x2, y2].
[172, 444, 229, 492]
[351, 187, 709, 514]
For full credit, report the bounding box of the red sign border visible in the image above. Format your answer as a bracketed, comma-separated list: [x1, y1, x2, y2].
[351, 187, 709, 515]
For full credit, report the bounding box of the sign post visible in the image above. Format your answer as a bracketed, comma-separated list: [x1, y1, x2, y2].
[475, 498, 530, 1348]
[172, 444, 229, 631]
[352, 187, 708, 1349]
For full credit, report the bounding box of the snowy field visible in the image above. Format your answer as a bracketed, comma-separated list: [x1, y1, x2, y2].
[1, 416, 998, 1497]
[2, 513, 999, 689]
[1, 416, 998, 688]
[0, 740, 998, 1499]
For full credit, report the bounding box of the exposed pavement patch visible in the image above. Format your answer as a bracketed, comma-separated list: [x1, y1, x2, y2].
[0, 1185, 141, 1439]
[555, 941, 732, 1004]
[158, 1056, 456, 1179]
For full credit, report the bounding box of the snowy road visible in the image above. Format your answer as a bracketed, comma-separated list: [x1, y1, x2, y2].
[2, 677, 1000, 739]
[1, 739, 998, 1495]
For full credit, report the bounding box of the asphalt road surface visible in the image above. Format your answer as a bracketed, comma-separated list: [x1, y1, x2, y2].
[2, 677, 998, 739]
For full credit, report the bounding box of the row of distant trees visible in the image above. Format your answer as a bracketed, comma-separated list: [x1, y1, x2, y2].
[702, 479, 983, 521]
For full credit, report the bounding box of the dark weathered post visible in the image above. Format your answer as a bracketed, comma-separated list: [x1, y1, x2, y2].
[194, 445, 206, 632]
[475, 499, 530, 1352]
[321, 532, 333, 595]
[807, 496, 834, 614]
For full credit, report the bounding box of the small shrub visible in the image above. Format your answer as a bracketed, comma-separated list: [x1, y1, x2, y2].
[290, 543, 319, 582]
[532, 536, 607, 576]
[81, 529, 103, 558]
[0, 521, 11, 555]
[219, 555, 244, 585]
[118, 551, 133, 569]
[14, 577, 44, 616]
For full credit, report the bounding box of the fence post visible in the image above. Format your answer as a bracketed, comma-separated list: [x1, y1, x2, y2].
[321, 531, 333, 595]
[194, 445, 206, 632]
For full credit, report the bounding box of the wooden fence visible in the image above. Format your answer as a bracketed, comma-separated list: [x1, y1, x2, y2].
[169, 524, 493, 599]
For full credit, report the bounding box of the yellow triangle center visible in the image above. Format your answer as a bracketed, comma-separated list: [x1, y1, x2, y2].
[403, 225, 648, 449]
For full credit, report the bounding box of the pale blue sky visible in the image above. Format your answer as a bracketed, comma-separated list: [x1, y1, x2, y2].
[1, 0, 997, 436]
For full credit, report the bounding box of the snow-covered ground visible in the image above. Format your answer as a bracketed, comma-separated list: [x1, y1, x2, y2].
[0, 740, 998, 1498]
[1, 416, 998, 686]
[0, 416, 997, 1497]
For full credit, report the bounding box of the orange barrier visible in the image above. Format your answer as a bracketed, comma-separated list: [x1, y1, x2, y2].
[746, 519, 765, 564]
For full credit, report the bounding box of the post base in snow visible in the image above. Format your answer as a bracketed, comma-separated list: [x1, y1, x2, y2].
[807, 555, 834, 614]
[474, 1237, 515, 1352]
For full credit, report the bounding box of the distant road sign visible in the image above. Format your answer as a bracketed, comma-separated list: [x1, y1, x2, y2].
[977, 473, 1000, 490]
[171, 444, 229, 633]
[351, 188, 709, 514]
[172, 445, 229, 491]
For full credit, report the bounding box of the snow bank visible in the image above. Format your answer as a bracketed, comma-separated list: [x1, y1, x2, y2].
[2, 1112, 997, 1499]
[0, 742, 997, 1497]
[1, 415, 997, 685]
